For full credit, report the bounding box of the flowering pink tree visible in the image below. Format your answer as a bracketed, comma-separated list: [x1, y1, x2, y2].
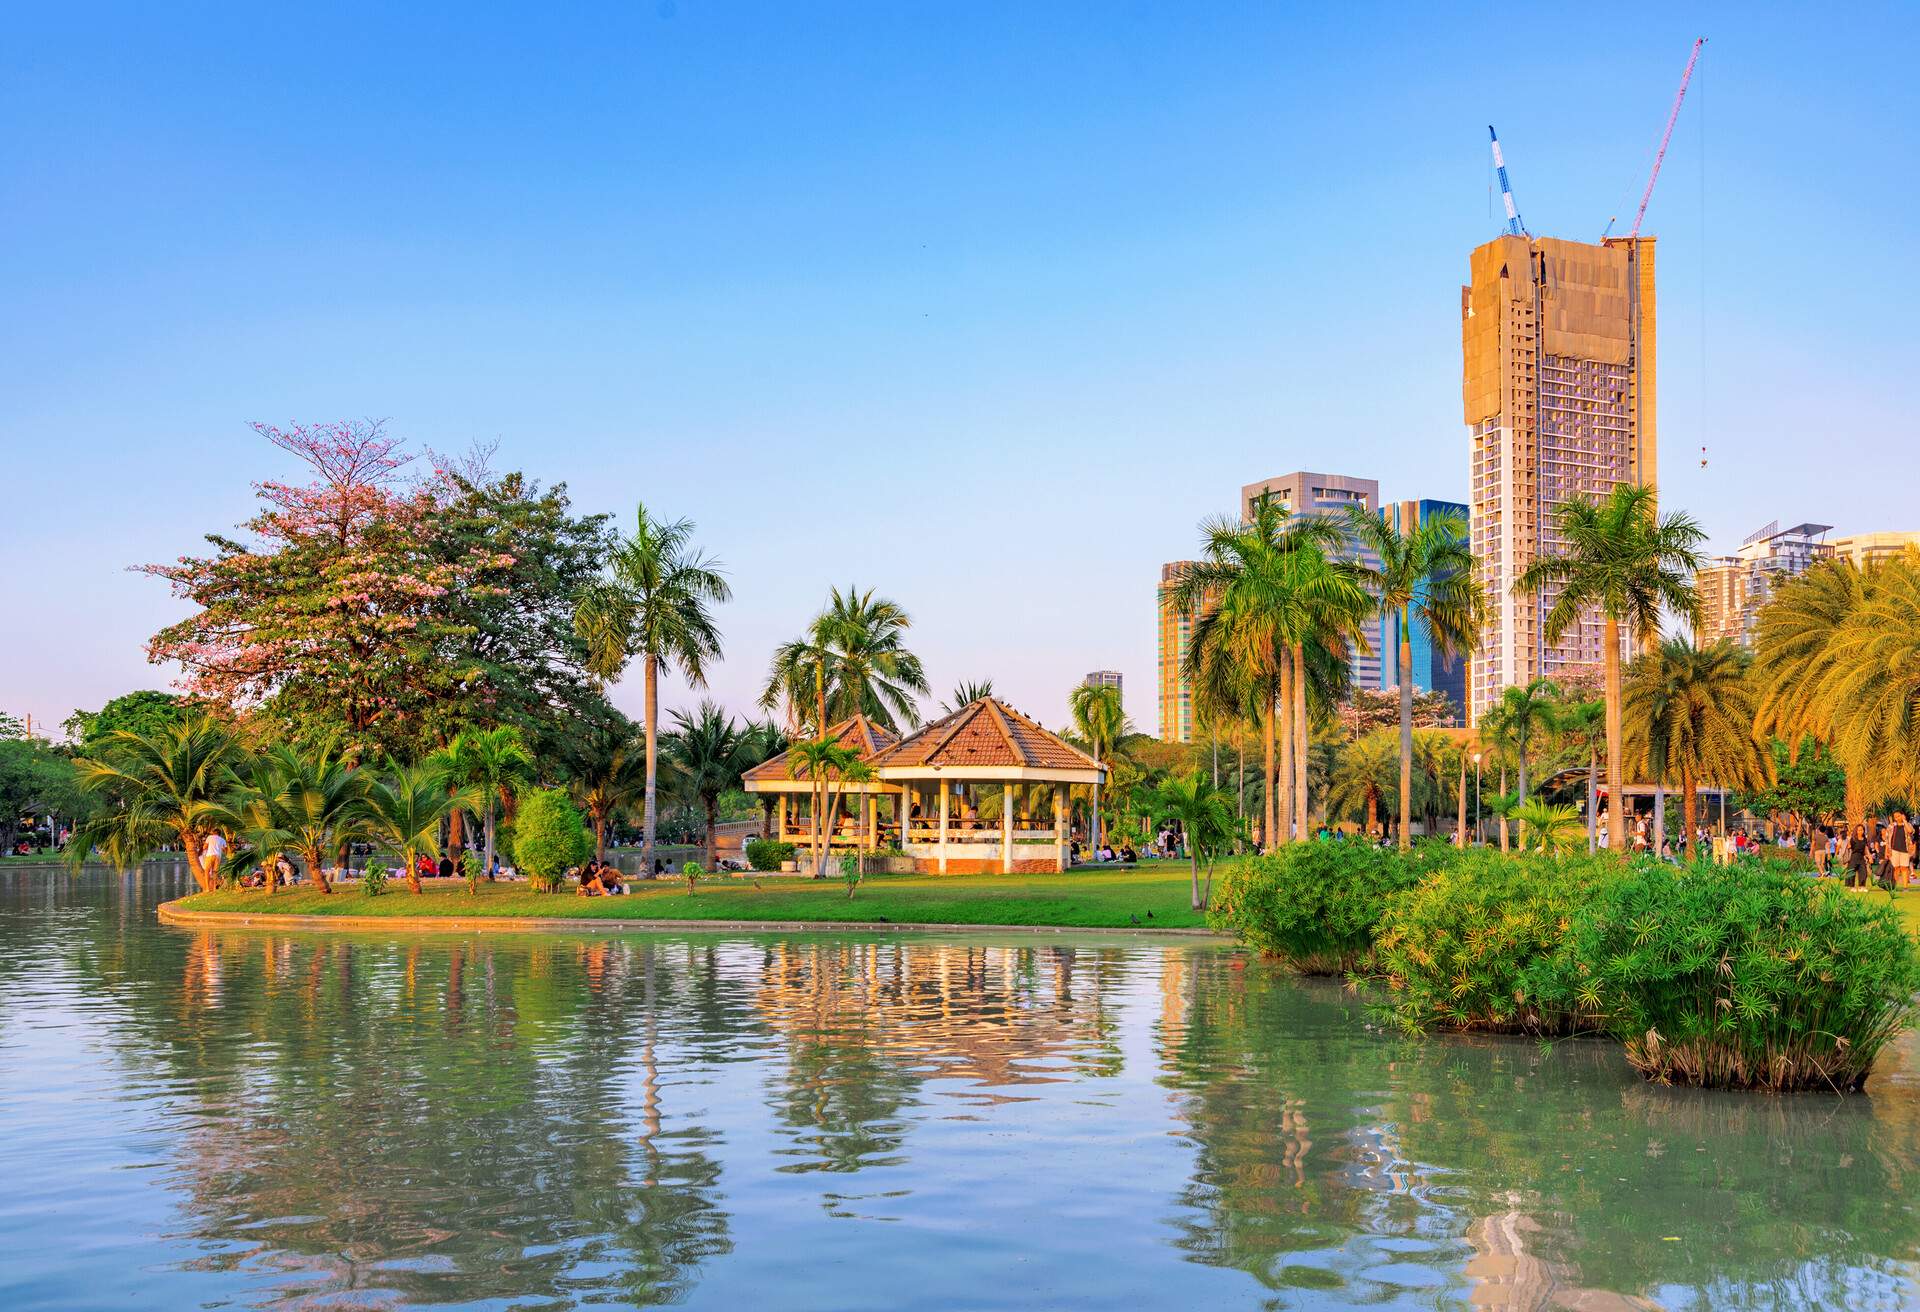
[144, 421, 492, 759]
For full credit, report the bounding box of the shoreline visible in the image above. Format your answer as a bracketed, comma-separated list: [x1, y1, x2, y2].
[155, 897, 1231, 940]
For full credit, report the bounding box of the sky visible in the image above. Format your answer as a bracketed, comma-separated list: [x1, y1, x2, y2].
[4, 3, 1918, 740]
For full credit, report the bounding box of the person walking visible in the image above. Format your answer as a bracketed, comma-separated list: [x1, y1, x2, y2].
[1846, 823, 1872, 889]
[1889, 813, 1913, 890]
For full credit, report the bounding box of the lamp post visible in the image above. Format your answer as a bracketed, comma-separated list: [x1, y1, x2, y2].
[1472, 752, 1482, 846]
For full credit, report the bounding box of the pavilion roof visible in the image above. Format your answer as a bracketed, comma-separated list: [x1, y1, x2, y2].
[742, 714, 899, 784]
[866, 697, 1102, 774]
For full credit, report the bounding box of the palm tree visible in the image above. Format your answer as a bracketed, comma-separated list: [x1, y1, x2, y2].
[1491, 678, 1560, 803]
[67, 715, 247, 891]
[442, 726, 534, 878]
[663, 700, 753, 867]
[1756, 555, 1920, 822]
[357, 762, 466, 895]
[1344, 505, 1483, 850]
[1511, 484, 1705, 852]
[575, 502, 729, 882]
[940, 680, 995, 715]
[1624, 639, 1771, 858]
[1326, 731, 1400, 839]
[1171, 495, 1364, 851]
[760, 632, 834, 737]
[785, 737, 873, 877]
[816, 586, 929, 729]
[1154, 771, 1240, 910]
[216, 753, 297, 893]
[1552, 698, 1606, 852]
[1511, 799, 1584, 855]
[568, 722, 649, 865]
[263, 742, 366, 895]
[1068, 681, 1129, 855]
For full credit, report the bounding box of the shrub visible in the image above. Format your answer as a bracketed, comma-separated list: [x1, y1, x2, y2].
[1373, 850, 1621, 1035]
[360, 864, 387, 896]
[1209, 841, 1455, 974]
[513, 788, 591, 893]
[1547, 859, 1920, 1091]
[682, 860, 703, 895]
[745, 838, 795, 872]
[840, 852, 863, 899]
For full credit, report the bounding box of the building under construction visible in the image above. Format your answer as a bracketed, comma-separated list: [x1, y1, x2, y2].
[1461, 233, 1657, 722]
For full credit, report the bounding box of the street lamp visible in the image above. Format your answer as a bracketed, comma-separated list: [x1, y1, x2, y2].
[1472, 751, 1483, 846]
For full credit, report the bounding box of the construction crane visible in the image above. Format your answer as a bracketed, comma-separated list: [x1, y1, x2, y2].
[1488, 125, 1527, 237]
[1627, 38, 1706, 238]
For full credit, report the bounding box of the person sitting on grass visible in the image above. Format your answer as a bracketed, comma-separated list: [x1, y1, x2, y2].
[576, 862, 604, 897]
[1119, 844, 1137, 863]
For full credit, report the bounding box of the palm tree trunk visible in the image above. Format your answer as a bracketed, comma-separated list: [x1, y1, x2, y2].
[1292, 643, 1309, 838]
[705, 796, 718, 868]
[1189, 850, 1202, 911]
[1397, 631, 1413, 851]
[1653, 783, 1666, 855]
[448, 807, 464, 863]
[1604, 617, 1626, 853]
[406, 846, 422, 895]
[1210, 727, 1219, 788]
[1498, 765, 1510, 852]
[180, 826, 214, 893]
[643, 657, 660, 879]
[1262, 698, 1278, 853]
[594, 814, 608, 863]
[1277, 663, 1294, 844]
[1456, 749, 1467, 846]
[1366, 788, 1378, 837]
[484, 806, 497, 879]
[307, 846, 333, 895]
[1681, 769, 1698, 859]
[1586, 749, 1598, 853]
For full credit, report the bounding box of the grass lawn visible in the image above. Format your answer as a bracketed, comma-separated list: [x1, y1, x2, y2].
[170, 861, 1219, 930]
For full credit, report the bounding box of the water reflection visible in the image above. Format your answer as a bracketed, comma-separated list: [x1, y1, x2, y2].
[2, 870, 1919, 1310]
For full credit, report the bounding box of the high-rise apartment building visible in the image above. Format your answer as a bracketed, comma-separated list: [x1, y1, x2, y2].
[1156, 562, 1200, 743]
[1239, 471, 1386, 691]
[1695, 521, 1833, 647]
[1827, 531, 1920, 569]
[1082, 670, 1123, 696]
[1381, 498, 1470, 720]
[1462, 235, 1656, 722]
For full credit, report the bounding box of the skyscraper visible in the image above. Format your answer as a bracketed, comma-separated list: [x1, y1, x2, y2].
[1082, 670, 1123, 696]
[1827, 530, 1920, 569]
[1239, 471, 1386, 690]
[1381, 498, 1470, 721]
[1462, 235, 1656, 723]
[1694, 521, 1833, 647]
[1156, 563, 1199, 743]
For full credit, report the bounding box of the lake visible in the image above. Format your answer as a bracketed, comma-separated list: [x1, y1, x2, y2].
[4, 867, 1919, 1309]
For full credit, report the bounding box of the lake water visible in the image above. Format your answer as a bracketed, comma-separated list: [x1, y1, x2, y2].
[4, 868, 1920, 1310]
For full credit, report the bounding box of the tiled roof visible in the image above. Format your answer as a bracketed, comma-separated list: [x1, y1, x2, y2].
[867, 697, 1102, 773]
[742, 715, 899, 783]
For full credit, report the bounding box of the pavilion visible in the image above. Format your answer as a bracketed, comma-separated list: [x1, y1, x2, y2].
[741, 698, 1106, 874]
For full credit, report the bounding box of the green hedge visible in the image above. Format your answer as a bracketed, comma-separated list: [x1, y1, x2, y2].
[1208, 840, 1456, 975]
[1373, 850, 1613, 1036]
[1543, 859, 1920, 1091]
[1212, 843, 1920, 1092]
[745, 838, 796, 872]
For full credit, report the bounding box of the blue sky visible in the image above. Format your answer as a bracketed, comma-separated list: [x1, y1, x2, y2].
[4, 3, 1917, 738]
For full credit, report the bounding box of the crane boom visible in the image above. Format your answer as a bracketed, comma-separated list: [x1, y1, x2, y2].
[1628, 38, 1706, 238]
[1488, 125, 1526, 237]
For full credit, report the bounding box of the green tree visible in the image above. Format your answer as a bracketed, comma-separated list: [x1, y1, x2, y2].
[940, 680, 995, 715]
[784, 737, 873, 878]
[67, 716, 247, 890]
[256, 742, 366, 895]
[1554, 697, 1607, 852]
[815, 585, 929, 730]
[1512, 484, 1706, 852]
[575, 502, 729, 883]
[1172, 495, 1367, 851]
[1343, 504, 1483, 850]
[1487, 678, 1561, 803]
[61, 691, 189, 755]
[566, 718, 648, 864]
[1325, 731, 1400, 838]
[511, 787, 592, 893]
[1735, 737, 1846, 830]
[1068, 681, 1130, 855]
[1623, 639, 1772, 857]
[442, 726, 535, 878]
[357, 762, 465, 895]
[1510, 798, 1584, 855]
[1154, 771, 1241, 910]
[663, 701, 753, 867]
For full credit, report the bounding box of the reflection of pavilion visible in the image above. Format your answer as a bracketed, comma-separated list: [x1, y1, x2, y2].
[743, 698, 1106, 872]
[751, 939, 1121, 1088]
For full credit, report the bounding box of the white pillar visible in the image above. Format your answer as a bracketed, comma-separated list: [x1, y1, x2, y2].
[1055, 784, 1068, 871]
[863, 792, 875, 850]
[776, 794, 788, 844]
[1002, 783, 1015, 873]
[938, 781, 950, 874]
